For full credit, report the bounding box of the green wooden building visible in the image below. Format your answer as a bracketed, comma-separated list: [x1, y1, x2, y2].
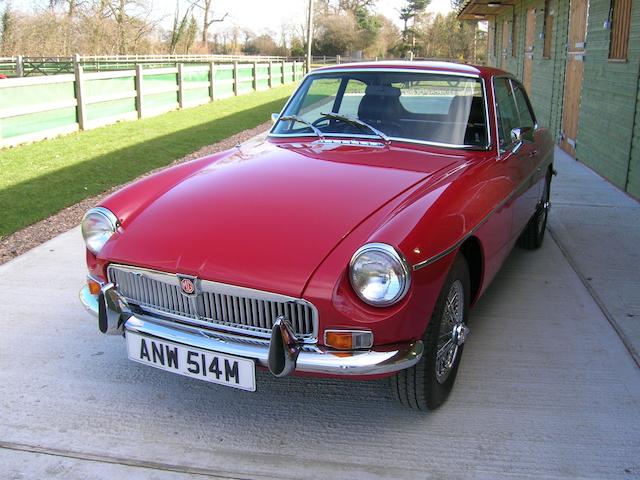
[458, 0, 640, 198]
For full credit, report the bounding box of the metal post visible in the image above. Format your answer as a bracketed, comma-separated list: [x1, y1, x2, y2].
[306, 0, 314, 73]
[15, 55, 24, 77]
[209, 62, 216, 101]
[233, 61, 239, 96]
[253, 61, 258, 91]
[73, 63, 86, 130]
[135, 64, 144, 118]
[177, 63, 185, 108]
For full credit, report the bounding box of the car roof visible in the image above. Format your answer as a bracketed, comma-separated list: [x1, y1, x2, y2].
[311, 61, 506, 79]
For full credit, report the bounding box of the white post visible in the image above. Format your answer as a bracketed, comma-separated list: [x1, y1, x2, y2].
[135, 64, 144, 118]
[292, 60, 297, 81]
[233, 61, 239, 96]
[281, 60, 286, 84]
[177, 63, 185, 108]
[252, 61, 258, 91]
[73, 62, 86, 130]
[268, 61, 273, 88]
[15, 55, 24, 77]
[306, 0, 314, 74]
[209, 62, 216, 101]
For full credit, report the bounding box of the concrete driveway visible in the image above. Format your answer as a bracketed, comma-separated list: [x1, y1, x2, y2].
[1, 151, 639, 479]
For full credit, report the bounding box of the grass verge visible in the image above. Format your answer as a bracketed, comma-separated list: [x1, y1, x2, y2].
[0, 84, 297, 238]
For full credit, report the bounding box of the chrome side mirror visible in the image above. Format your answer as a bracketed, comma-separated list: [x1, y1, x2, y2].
[510, 127, 534, 154]
[510, 127, 523, 144]
[271, 113, 280, 124]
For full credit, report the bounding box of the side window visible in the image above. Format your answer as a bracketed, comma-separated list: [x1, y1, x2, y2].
[337, 79, 367, 116]
[494, 77, 519, 150]
[511, 81, 536, 131]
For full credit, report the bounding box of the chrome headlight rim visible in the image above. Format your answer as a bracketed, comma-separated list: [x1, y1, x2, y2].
[349, 242, 411, 307]
[81, 207, 119, 255]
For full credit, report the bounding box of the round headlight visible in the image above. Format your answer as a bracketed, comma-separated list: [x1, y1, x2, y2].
[81, 207, 119, 255]
[349, 243, 411, 307]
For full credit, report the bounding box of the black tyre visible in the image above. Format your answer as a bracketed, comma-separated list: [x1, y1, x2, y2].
[392, 255, 470, 410]
[518, 172, 552, 250]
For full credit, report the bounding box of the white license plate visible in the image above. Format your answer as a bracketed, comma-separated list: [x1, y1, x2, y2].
[125, 332, 256, 391]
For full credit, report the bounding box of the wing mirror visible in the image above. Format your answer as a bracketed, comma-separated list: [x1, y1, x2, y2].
[271, 113, 280, 124]
[510, 126, 534, 153]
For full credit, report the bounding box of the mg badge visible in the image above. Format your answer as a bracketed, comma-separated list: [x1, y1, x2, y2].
[180, 277, 196, 296]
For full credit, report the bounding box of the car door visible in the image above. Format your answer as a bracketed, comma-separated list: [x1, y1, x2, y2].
[511, 80, 544, 225]
[493, 77, 540, 240]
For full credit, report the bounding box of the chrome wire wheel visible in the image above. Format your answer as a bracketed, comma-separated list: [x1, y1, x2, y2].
[435, 279, 468, 384]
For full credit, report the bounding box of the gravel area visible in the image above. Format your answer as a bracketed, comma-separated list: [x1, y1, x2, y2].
[0, 122, 271, 266]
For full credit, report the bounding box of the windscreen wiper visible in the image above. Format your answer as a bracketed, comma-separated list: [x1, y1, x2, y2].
[319, 112, 390, 144]
[279, 115, 324, 139]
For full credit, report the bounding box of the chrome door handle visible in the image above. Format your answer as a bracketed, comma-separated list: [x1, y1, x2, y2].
[529, 150, 538, 158]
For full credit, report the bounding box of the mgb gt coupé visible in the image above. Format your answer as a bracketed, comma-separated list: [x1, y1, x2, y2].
[80, 61, 553, 410]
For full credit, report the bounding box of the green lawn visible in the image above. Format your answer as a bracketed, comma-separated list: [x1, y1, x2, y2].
[0, 84, 297, 238]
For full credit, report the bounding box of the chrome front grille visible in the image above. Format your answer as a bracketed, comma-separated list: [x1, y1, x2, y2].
[107, 264, 318, 342]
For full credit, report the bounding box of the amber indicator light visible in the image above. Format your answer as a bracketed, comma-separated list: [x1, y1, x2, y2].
[87, 278, 102, 295]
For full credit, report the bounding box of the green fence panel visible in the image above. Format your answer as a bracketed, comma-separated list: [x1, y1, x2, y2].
[257, 65, 269, 89]
[237, 65, 253, 94]
[183, 69, 209, 83]
[272, 65, 283, 84]
[143, 72, 177, 111]
[84, 76, 134, 98]
[86, 98, 136, 122]
[214, 67, 234, 98]
[0, 81, 75, 109]
[184, 88, 210, 105]
[1, 107, 76, 139]
[144, 92, 178, 112]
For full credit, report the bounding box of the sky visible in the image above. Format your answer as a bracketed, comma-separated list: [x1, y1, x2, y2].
[10, 0, 453, 34]
[201, 0, 454, 33]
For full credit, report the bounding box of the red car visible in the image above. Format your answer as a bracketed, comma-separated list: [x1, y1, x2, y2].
[80, 61, 553, 410]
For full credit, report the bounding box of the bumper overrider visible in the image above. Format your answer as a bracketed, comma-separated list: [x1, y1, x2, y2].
[79, 284, 424, 377]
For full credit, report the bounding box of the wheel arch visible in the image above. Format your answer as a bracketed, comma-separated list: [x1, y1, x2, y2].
[458, 236, 484, 306]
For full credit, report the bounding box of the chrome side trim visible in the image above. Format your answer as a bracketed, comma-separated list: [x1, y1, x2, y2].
[412, 164, 543, 271]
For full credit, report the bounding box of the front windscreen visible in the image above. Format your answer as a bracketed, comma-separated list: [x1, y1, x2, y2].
[272, 71, 488, 148]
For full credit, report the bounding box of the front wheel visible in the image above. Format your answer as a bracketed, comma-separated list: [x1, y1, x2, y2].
[391, 255, 470, 410]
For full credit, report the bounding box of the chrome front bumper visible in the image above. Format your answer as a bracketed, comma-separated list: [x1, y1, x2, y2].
[80, 285, 423, 377]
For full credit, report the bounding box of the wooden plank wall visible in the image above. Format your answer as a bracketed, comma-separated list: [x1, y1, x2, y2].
[485, 0, 640, 198]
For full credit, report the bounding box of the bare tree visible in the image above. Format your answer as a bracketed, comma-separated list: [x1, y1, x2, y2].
[190, 0, 227, 45]
[169, 0, 194, 54]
